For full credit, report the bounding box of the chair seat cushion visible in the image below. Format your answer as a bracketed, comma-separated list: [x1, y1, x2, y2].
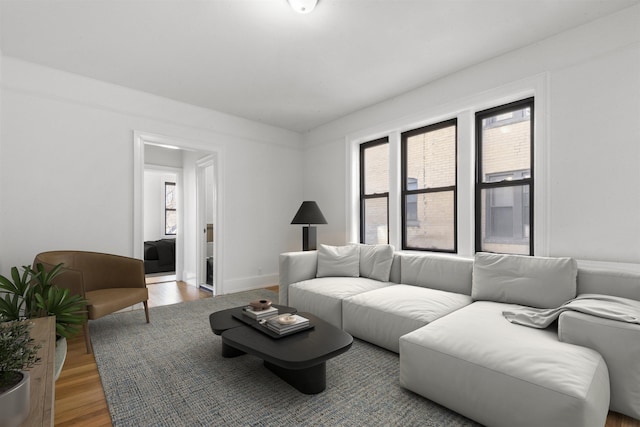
[343, 285, 472, 352]
[86, 288, 149, 319]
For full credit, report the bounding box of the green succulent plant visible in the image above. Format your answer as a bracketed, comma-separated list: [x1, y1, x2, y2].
[0, 263, 87, 339]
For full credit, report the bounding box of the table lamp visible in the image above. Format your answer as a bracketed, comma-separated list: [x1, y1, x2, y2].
[291, 201, 327, 251]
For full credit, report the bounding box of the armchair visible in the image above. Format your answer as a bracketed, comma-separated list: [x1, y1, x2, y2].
[33, 250, 150, 353]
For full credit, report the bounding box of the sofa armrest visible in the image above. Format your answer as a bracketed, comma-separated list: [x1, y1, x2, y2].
[559, 310, 640, 419]
[279, 251, 318, 305]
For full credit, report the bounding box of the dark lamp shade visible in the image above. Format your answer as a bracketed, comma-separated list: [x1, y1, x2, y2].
[291, 201, 327, 225]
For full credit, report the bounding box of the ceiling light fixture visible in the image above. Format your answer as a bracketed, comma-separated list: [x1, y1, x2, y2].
[288, 0, 318, 14]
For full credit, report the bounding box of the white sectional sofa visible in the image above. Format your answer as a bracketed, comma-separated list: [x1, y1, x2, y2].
[279, 244, 640, 427]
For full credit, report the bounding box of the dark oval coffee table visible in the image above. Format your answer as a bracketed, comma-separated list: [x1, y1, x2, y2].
[209, 306, 353, 394]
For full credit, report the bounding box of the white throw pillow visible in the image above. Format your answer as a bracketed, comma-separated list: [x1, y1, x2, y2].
[316, 244, 360, 278]
[359, 244, 394, 282]
[472, 252, 577, 308]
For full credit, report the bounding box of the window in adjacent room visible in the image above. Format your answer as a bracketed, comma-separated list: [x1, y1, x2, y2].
[476, 98, 533, 255]
[360, 138, 389, 244]
[165, 182, 177, 235]
[401, 119, 457, 252]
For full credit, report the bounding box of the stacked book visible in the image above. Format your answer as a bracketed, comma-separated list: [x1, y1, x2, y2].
[265, 314, 310, 335]
[242, 305, 278, 320]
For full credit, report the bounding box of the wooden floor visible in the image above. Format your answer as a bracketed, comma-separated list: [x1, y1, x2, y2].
[54, 281, 639, 426]
[54, 280, 211, 426]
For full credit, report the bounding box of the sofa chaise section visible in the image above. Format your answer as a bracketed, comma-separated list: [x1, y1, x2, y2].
[400, 301, 610, 427]
[399, 252, 612, 426]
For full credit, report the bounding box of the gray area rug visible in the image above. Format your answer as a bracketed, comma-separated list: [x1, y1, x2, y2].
[90, 289, 479, 426]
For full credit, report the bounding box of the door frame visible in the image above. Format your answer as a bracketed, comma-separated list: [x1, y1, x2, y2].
[133, 131, 224, 294]
[196, 155, 215, 292]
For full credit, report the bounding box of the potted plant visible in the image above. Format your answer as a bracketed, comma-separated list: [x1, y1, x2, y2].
[0, 263, 86, 379]
[0, 320, 41, 427]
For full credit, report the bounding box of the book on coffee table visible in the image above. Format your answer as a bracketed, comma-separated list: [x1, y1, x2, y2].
[231, 310, 314, 338]
[265, 314, 310, 335]
[242, 305, 278, 320]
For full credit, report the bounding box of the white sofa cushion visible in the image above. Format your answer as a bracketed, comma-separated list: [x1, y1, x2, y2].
[359, 244, 394, 282]
[316, 244, 360, 278]
[400, 301, 610, 427]
[559, 309, 640, 419]
[577, 264, 640, 300]
[400, 254, 473, 295]
[343, 284, 472, 352]
[288, 277, 393, 328]
[472, 252, 577, 308]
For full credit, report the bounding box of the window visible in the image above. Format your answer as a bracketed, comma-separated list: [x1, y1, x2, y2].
[401, 119, 457, 252]
[476, 98, 533, 255]
[351, 87, 541, 256]
[360, 138, 389, 244]
[165, 182, 177, 235]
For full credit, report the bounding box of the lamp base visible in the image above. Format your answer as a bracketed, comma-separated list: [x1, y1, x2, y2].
[302, 226, 317, 251]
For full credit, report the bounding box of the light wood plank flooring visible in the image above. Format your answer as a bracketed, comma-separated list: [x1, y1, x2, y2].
[54, 281, 639, 426]
[54, 281, 211, 426]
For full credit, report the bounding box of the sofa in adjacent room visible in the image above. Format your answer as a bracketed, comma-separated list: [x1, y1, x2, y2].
[279, 244, 640, 427]
[143, 238, 176, 274]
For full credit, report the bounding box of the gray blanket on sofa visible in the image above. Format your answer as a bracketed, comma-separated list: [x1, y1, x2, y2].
[502, 293, 640, 328]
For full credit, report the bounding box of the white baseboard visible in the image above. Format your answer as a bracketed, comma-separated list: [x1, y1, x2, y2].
[218, 273, 279, 295]
[182, 270, 197, 287]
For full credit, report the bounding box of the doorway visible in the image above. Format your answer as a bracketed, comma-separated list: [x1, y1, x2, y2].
[133, 131, 222, 295]
[143, 166, 181, 284]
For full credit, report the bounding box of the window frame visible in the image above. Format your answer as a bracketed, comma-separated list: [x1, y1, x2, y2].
[475, 97, 534, 255]
[164, 181, 177, 236]
[359, 137, 390, 244]
[400, 118, 458, 252]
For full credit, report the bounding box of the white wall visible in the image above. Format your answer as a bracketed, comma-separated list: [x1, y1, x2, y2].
[303, 5, 640, 264]
[0, 57, 304, 292]
[145, 144, 183, 169]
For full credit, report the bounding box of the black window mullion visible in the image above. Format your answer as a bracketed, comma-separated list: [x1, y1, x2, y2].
[406, 185, 456, 195]
[477, 178, 532, 190]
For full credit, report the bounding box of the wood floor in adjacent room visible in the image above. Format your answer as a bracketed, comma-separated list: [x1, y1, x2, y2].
[54, 281, 639, 427]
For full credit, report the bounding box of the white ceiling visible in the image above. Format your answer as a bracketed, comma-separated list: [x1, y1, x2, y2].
[1, 0, 638, 133]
